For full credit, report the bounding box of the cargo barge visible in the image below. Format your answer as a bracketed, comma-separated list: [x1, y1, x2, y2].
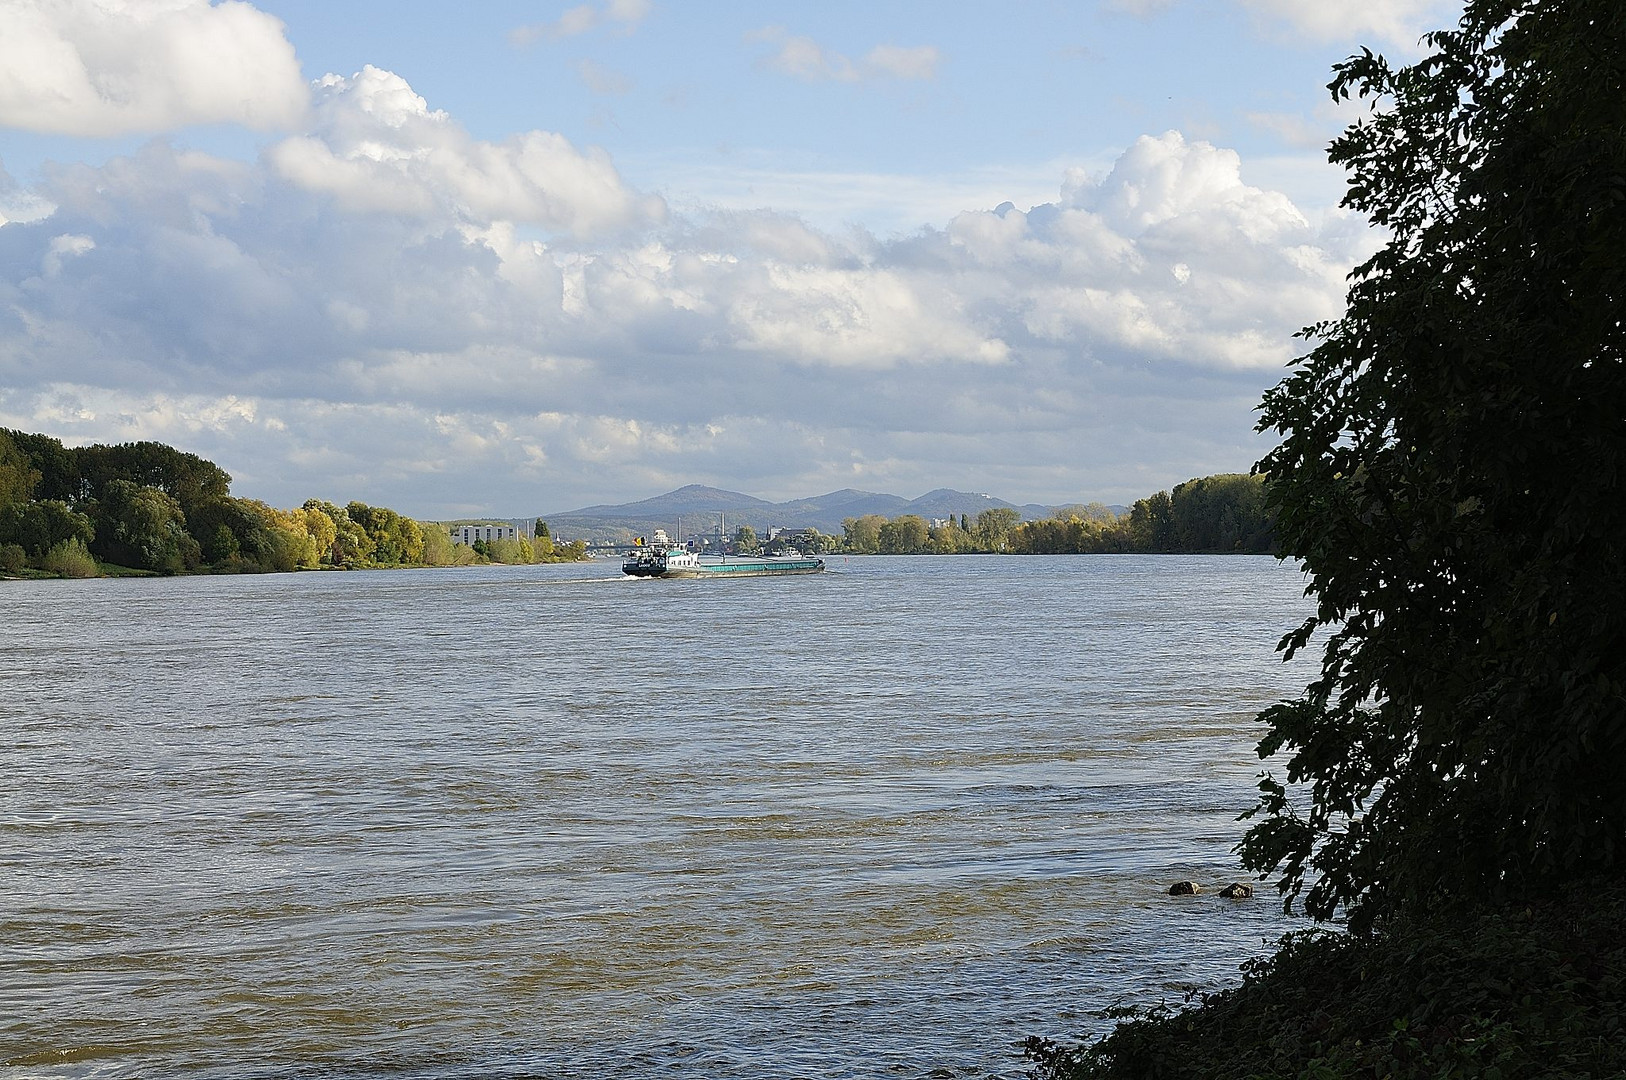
[622, 529, 823, 579]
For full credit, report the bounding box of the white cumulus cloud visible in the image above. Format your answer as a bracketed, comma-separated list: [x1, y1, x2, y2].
[0, 0, 307, 136]
[266, 66, 665, 236]
[0, 111, 1361, 511]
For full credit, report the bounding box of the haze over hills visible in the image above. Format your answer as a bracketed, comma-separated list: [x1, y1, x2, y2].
[541, 485, 1085, 541]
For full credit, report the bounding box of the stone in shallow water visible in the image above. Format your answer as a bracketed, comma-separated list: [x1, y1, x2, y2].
[1219, 882, 1255, 899]
[1167, 880, 1201, 895]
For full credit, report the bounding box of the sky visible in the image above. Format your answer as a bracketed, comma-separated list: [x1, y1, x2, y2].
[0, 0, 1460, 517]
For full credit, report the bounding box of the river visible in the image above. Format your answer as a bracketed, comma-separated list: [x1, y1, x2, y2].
[1, 554, 1315, 1078]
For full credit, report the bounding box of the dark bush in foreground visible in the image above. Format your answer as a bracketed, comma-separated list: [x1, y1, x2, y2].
[1027, 881, 1626, 1080]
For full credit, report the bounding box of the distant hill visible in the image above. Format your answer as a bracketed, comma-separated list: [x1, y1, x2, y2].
[539, 485, 1113, 542]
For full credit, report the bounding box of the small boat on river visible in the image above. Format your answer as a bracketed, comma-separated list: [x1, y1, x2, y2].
[622, 529, 823, 579]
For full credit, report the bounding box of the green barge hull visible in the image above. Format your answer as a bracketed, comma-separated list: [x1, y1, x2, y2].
[659, 558, 823, 578]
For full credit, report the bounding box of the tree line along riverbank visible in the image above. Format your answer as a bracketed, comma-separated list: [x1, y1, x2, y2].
[832, 472, 1271, 556]
[1, 425, 1275, 579]
[0, 428, 586, 578]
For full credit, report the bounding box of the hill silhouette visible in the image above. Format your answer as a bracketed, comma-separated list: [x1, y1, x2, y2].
[541, 485, 1072, 541]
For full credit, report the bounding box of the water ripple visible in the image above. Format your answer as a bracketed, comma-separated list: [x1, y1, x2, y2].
[0, 555, 1314, 1078]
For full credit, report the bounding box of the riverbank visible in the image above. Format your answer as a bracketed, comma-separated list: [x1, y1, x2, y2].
[0, 552, 592, 582]
[1027, 880, 1626, 1079]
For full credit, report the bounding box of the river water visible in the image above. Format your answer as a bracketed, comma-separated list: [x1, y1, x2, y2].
[2, 554, 1315, 1079]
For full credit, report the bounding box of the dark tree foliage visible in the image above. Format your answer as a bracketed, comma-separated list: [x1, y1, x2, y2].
[0, 429, 231, 510]
[0, 500, 95, 557]
[0, 430, 41, 507]
[188, 496, 277, 566]
[1241, 0, 1626, 929]
[76, 441, 231, 512]
[1169, 474, 1272, 552]
[345, 501, 423, 565]
[90, 479, 200, 574]
[0, 428, 79, 503]
[1126, 490, 1176, 551]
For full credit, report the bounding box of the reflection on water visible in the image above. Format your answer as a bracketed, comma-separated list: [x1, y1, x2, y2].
[1, 555, 1313, 1078]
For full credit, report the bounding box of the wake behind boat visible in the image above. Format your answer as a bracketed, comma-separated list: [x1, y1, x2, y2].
[623, 529, 823, 579]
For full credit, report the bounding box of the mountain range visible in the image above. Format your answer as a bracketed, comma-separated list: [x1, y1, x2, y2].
[539, 485, 1104, 541]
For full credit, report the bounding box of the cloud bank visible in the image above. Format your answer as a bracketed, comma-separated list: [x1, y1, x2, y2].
[0, 0, 307, 136]
[0, 49, 1363, 514]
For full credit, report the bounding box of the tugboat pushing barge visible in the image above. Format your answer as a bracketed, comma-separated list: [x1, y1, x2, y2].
[622, 528, 823, 579]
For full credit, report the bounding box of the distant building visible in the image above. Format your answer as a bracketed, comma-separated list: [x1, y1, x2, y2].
[451, 524, 517, 546]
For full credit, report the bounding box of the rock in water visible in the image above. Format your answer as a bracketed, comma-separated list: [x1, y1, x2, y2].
[1219, 882, 1254, 899]
[1167, 880, 1201, 895]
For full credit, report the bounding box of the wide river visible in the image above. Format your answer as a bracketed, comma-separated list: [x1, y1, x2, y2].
[2, 554, 1315, 1079]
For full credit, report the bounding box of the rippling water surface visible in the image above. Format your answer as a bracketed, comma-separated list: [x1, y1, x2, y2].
[2, 554, 1314, 1078]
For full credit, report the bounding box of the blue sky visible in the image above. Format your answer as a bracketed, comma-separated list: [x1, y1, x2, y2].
[0, 0, 1458, 516]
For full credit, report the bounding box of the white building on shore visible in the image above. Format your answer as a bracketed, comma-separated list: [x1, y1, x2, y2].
[451, 524, 518, 546]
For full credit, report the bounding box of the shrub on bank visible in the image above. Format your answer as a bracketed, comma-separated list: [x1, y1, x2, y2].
[1027, 881, 1626, 1080]
[39, 537, 99, 578]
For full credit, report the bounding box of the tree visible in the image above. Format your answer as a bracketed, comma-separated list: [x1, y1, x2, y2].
[304, 499, 372, 566]
[90, 480, 198, 573]
[346, 501, 424, 565]
[420, 523, 465, 567]
[184, 496, 317, 572]
[1240, 0, 1626, 930]
[841, 514, 885, 554]
[76, 441, 230, 513]
[0, 499, 93, 557]
[297, 504, 339, 565]
[878, 514, 930, 554]
[1126, 491, 1176, 551]
[0, 428, 79, 503]
[1170, 474, 1272, 553]
[260, 504, 323, 571]
[0, 430, 40, 508]
[1053, 502, 1117, 525]
[486, 536, 536, 564]
[732, 523, 759, 554]
[930, 518, 975, 554]
[188, 496, 272, 567]
[973, 507, 1021, 552]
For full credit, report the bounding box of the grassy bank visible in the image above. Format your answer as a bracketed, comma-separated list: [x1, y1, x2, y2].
[1027, 882, 1626, 1079]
